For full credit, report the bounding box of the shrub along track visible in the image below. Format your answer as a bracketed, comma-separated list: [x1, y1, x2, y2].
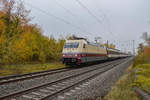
[0, 58, 128, 100]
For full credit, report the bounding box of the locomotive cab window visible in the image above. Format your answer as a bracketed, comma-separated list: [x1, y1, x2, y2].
[64, 42, 79, 48]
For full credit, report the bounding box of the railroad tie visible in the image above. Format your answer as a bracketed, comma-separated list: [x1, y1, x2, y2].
[32, 92, 41, 96]
[58, 96, 65, 99]
[22, 95, 33, 99]
[70, 90, 76, 92]
[39, 89, 50, 93]
[75, 87, 81, 90]
[65, 92, 72, 96]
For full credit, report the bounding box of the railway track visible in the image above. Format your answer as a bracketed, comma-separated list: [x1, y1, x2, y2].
[0, 58, 129, 100]
[0, 68, 71, 85]
[0, 59, 120, 85]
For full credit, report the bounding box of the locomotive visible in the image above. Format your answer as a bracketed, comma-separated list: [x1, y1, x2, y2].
[62, 38, 129, 65]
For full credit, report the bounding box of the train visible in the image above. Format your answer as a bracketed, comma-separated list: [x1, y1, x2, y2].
[62, 37, 130, 65]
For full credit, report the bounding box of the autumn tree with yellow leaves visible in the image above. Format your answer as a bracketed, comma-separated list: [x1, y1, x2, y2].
[133, 32, 150, 66]
[103, 43, 116, 49]
[0, 0, 65, 65]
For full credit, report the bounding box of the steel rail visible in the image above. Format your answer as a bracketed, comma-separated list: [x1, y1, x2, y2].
[0, 58, 127, 100]
[41, 61, 124, 100]
[43, 58, 131, 100]
[0, 68, 71, 85]
[0, 59, 121, 85]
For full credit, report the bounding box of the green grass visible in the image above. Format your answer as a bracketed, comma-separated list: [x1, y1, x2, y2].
[104, 66, 140, 100]
[134, 64, 150, 93]
[0, 62, 66, 77]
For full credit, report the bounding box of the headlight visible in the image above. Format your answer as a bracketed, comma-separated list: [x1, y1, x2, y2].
[63, 54, 65, 57]
[75, 54, 78, 57]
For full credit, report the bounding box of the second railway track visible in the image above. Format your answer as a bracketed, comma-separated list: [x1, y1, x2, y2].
[0, 58, 130, 100]
[0, 68, 71, 85]
[0, 59, 122, 85]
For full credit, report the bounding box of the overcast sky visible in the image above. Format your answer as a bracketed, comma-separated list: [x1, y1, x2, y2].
[22, 0, 150, 53]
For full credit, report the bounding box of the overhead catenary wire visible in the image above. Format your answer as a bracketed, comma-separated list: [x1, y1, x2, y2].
[55, 0, 107, 40]
[54, 0, 76, 17]
[23, 0, 114, 40]
[55, 0, 115, 40]
[75, 0, 102, 24]
[75, 0, 109, 39]
[54, 0, 90, 35]
[24, 2, 94, 37]
[75, 0, 118, 40]
[81, 0, 119, 39]
[98, 9, 120, 39]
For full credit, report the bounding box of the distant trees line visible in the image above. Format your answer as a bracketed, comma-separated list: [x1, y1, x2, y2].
[0, 0, 65, 65]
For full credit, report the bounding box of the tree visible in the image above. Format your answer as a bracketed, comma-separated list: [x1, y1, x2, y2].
[0, 11, 5, 36]
[0, 0, 30, 38]
[138, 43, 144, 54]
[0, 0, 15, 38]
[0, 0, 65, 65]
[109, 43, 116, 49]
[103, 43, 116, 49]
[143, 46, 150, 57]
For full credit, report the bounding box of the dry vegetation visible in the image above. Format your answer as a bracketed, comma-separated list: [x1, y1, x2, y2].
[0, 62, 65, 76]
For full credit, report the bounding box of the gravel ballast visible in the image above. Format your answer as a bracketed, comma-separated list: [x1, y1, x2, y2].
[0, 60, 119, 98]
[55, 57, 133, 100]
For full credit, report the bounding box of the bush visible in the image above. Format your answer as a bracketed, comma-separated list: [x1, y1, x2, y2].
[134, 64, 150, 93]
[133, 55, 150, 67]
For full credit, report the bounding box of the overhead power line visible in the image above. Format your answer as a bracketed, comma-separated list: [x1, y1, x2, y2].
[24, 2, 93, 36]
[54, 0, 89, 33]
[55, 0, 76, 17]
[100, 11, 120, 39]
[80, 0, 118, 39]
[75, 0, 118, 40]
[75, 0, 102, 24]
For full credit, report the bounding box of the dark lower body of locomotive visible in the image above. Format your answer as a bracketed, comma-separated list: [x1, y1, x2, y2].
[62, 53, 108, 65]
[62, 57, 81, 65]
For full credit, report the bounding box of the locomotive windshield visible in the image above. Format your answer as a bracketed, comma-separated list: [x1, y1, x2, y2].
[64, 42, 79, 48]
